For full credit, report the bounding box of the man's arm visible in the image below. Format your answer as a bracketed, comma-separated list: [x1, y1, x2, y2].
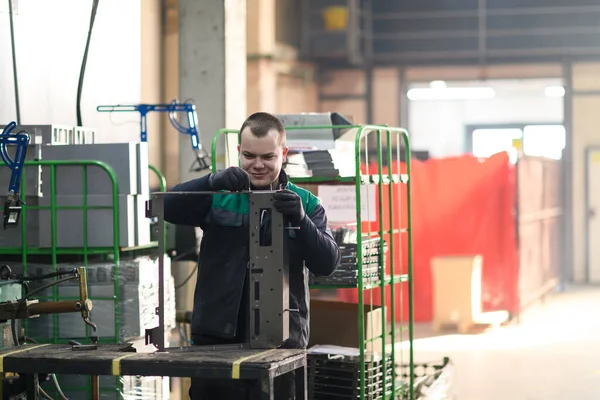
[163, 174, 213, 227]
[164, 167, 250, 227]
[296, 204, 341, 277]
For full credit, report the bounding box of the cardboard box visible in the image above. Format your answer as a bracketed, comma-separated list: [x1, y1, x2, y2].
[309, 299, 384, 353]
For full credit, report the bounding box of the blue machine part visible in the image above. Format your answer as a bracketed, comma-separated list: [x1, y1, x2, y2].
[97, 99, 211, 171]
[0, 121, 30, 229]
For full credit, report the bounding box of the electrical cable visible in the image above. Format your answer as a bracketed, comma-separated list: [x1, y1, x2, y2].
[76, 0, 100, 126]
[22, 339, 68, 399]
[178, 323, 193, 344]
[14, 268, 77, 283]
[7, 0, 21, 124]
[51, 374, 69, 400]
[171, 246, 199, 290]
[39, 386, 54, 400]
[11, 275, 77, 346]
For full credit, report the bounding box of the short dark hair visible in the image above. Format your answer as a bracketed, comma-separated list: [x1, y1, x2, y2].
[239, 112, 286, 146]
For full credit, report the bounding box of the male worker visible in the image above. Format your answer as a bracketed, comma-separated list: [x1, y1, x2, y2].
[164, 112, 341, 399]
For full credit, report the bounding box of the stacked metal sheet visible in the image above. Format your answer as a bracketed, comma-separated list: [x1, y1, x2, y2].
[38, 142, 151, 249]
[309, 237, 386, 287]
[307, 345, 393, 400]
[0, 139, 151, 249]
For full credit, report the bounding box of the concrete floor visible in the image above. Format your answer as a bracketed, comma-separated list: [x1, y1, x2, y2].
[397, 284, 600, 400]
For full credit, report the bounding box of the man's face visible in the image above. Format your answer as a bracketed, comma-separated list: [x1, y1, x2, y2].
[238, 128, 288, 189]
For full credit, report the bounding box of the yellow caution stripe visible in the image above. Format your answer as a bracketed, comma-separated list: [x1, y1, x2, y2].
[0, 344, 51, 373]
[111, 353, 137, 376]
[231, 349, 279, 379]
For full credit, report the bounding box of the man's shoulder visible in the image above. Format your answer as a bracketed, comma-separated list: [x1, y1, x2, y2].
[287, 183, 321, 216]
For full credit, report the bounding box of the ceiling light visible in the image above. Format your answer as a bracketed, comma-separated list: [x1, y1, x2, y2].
[429, 80, 447, 89]
[545, 86, 565, 98]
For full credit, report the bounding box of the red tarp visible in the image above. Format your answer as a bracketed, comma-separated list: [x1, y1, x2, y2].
[336, 152, 519, 322]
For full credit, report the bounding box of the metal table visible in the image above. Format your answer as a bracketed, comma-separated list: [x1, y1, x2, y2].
[0, 344, 307, 399]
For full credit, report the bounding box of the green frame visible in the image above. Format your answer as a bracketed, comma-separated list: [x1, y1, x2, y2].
[0, 159, 167, 397]
[211, 124, 415, 399]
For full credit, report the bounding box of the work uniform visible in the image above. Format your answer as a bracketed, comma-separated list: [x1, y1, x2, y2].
[164, 170, 341, 399]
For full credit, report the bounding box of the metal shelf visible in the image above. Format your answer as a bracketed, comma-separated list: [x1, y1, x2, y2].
[310, 274, 409, 290]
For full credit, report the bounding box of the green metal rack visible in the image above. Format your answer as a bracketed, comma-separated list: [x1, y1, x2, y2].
[211, 124, 415, 399]
[0, 159, 167, 398]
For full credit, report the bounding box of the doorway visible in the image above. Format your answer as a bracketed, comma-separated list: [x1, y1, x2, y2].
[586, 148, 600, 283]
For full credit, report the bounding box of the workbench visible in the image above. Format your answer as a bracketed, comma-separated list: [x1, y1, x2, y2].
[0, 343, 307, 399]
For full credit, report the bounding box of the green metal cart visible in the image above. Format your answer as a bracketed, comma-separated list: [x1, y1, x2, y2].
[211, 124, 415, 399]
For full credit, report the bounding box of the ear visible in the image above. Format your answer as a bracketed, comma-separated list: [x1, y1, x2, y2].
[237, 144, 240, 153]
[282, 146, 289, 162]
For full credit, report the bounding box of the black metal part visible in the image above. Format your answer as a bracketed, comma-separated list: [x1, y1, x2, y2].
[248, 191, 289, 349]
[71, 344, 98, 351]
[147, 194, 166, 351]
[146, 191, 292, 351]
[24, 374, 39, 400]
[145, 326, 162, 348]
[3, 199, 21, 229]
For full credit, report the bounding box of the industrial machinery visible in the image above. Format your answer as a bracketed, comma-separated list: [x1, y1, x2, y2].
[0, 121, 30, 230]
[96, 99, 211, 172]
[0, 264, 97, 399]
[0, 265, 96, 345]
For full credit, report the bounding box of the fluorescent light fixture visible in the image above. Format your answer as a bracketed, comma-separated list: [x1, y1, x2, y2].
[407, 87, 496, 101]
[545, 86, 565, 98]
[429, 80, 447, 89]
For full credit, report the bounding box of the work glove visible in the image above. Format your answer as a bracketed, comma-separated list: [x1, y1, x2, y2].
[273, 189, 305, 225]
[209, 167, 249, 192]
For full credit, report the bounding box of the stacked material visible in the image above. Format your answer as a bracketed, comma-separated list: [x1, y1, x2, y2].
[307, 345, 393, 400]
[0, 140, 151, 249]
[309, 237, 386, 287]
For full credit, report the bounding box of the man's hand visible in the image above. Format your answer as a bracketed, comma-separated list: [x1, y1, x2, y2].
[273, 189, 305, 224]
[209, 167, 249, 192]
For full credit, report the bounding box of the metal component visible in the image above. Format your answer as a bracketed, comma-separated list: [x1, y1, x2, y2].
[248, 191, 289, 349]
[96, 100, 211, 171]
[147, 193, 166, 351]
[77, 266, 97, 331]
[144, 327, 162, 349]
[71, 344, 98, 351]
[91, 374, 100, 400]
[0, 267, 97, 336]
[0, 121, 29, 230]
[147, 190, 291, 351]
[275, 113, 353, 149]
[27, 300, 87, 315]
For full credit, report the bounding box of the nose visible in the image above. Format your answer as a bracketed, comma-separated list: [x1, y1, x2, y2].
[254, 158, 264, 169]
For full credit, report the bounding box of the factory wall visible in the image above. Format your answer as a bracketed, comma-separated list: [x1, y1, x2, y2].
[0, 0, 164, 186]
[572, 62, 600, 282]
[318, 68, 400, 126]
[0, 1, 142, 141]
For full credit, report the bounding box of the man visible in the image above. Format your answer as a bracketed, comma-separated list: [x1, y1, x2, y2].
[164, 112, 341, 399]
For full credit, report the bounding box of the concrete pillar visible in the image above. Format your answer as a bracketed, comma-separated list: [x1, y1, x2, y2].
[246, 0, 277, 114]
[178, 0, 247, 178]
